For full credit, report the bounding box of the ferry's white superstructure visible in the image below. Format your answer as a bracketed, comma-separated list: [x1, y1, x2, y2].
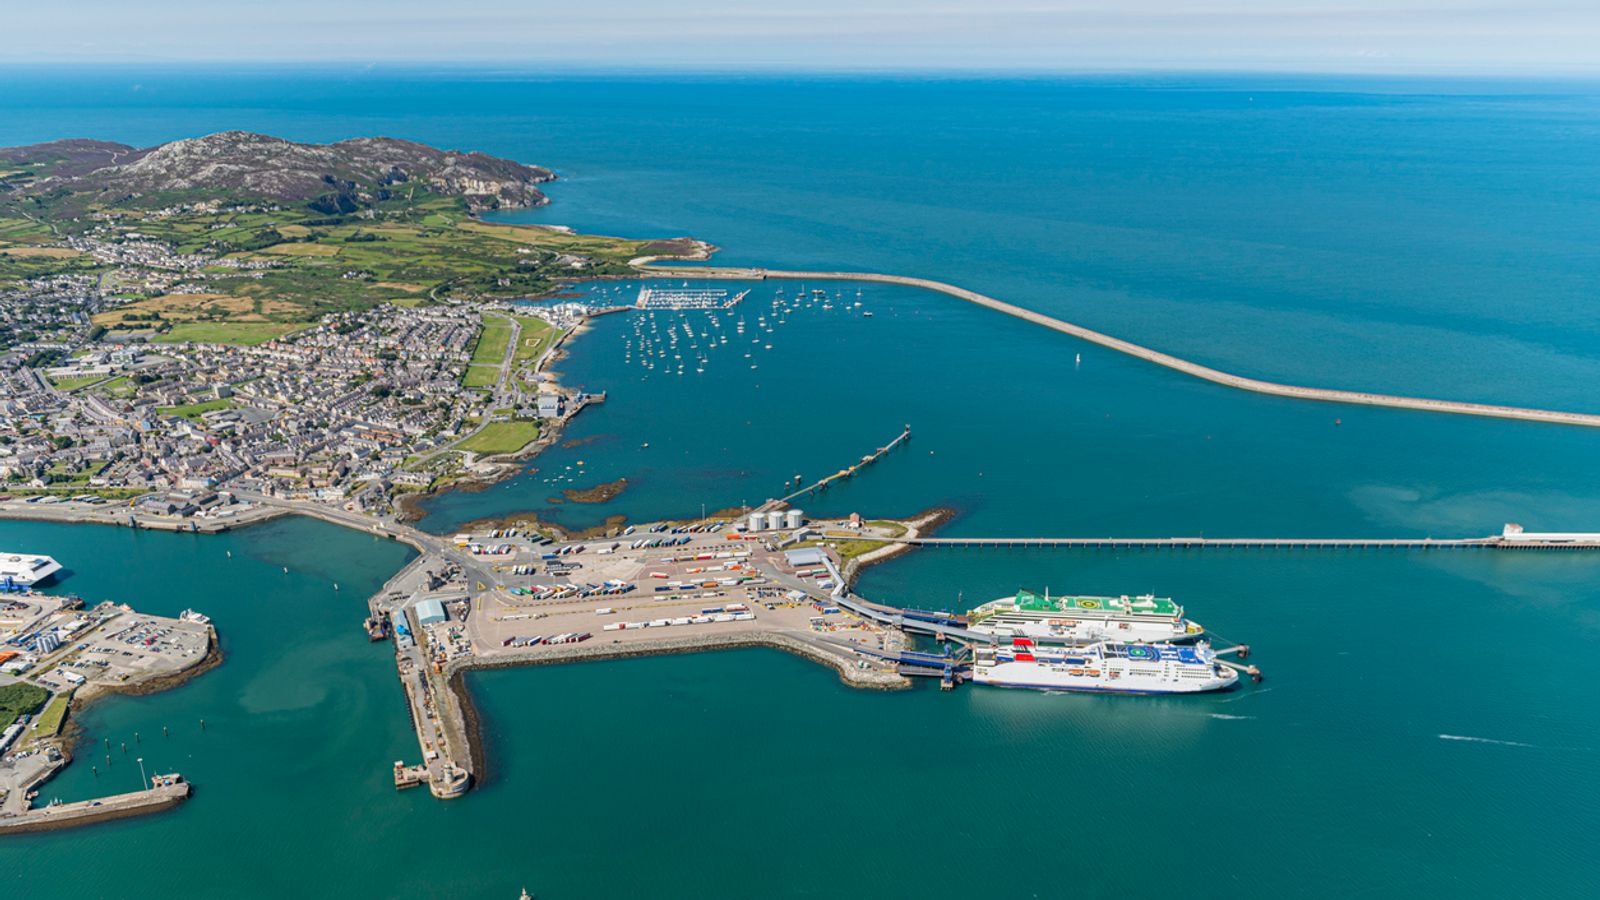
[967, 589, 1204, 645]
[0, 553, 62, 587]
[972, 638, 1237, 694]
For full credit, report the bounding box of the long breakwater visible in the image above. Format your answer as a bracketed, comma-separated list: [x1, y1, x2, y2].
[631, 261, 1600, 429]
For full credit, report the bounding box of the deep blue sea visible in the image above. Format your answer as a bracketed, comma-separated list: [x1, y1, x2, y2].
[3, 69, 1599, 897]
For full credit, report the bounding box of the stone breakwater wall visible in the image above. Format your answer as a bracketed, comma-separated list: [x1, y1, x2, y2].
[635, 263, 1600, 429]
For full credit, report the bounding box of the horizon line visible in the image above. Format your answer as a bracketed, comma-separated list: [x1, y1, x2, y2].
[3, 60, 1600, 82]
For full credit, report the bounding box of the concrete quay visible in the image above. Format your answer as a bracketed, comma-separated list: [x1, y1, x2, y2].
[447, 629, 908, 691]
[0, 777, 190, 835]
[633, 262, 1600, 429]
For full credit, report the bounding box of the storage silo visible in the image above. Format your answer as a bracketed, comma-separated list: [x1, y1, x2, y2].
[785, 509, 805, 529]
[766, 510, 785, 531]
[747, 511, 766, 532]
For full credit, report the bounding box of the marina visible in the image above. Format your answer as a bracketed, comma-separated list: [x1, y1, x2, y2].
[634, 286, 751, 310]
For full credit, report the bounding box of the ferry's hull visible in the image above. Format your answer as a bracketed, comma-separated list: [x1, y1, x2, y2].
[974, 675, 1237, 695]
[972, 656, 1239, 694]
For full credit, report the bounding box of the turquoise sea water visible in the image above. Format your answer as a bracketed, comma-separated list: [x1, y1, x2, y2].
[3, 70, 1600, 897]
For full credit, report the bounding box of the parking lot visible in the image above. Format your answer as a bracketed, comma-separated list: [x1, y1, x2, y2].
[433, 521, 899, 660]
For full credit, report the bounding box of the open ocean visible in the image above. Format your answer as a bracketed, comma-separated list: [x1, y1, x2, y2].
[3, 68, 1598, 897]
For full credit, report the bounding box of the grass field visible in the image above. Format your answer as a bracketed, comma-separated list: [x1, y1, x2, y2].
[470, 315, 514, 366]
[461, 314, 515, 386]
[0, 216, 56, 243]
[260, 241, 341, 257]
[153, 321, 301, 345]
[92, 375, 137, 398]
[0, 682, 48, 730]
[456, 420, 540, 456]
[46, 372, 108, 391]
[510, 315, 563, 368]
[27, 692, 70, 741]
[462, 365, 500, 388]
[818, 522, 909, 566]
[157, 398, 232, 420]
[0, 246, 80, 258]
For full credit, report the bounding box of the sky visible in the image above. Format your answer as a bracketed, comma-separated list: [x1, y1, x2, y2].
[8, 0, 1600, 74]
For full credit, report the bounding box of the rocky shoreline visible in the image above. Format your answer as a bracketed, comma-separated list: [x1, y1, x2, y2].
[72, 626, 222, 708]
[841, 507, 956, 586]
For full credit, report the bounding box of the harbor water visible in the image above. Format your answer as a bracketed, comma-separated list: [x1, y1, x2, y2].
[3, 70, 1599, 897]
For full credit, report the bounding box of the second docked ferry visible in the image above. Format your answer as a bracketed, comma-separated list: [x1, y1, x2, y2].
[967, 589, 1204, 645]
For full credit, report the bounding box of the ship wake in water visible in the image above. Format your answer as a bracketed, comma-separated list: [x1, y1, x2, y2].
[1438, 734, 1537, 748]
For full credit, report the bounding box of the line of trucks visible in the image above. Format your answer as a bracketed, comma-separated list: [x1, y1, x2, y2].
[601, 604, 757, 632]
[509, 581, 636, 600]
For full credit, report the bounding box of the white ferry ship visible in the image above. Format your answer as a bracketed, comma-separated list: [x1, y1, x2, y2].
[967, 589, 1204, 645]
[972, 638, 1237, 694]
[0, 553, 62, 587]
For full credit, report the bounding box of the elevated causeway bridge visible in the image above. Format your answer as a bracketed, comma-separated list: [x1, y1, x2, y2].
[828, 533, 1600, 551]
